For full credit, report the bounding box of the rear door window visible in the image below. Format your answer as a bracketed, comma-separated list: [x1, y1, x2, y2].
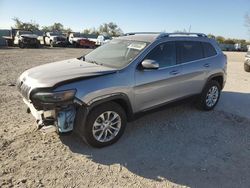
[202, 42, 217, 57]
[176, 41, 203, 64]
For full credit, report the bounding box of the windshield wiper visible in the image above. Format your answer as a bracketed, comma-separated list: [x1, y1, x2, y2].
[77, 56, 85, 61]
[86, 59, 103, 66]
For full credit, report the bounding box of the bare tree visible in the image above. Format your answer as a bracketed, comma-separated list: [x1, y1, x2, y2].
[99, 22, 123, 36]
[12, 17, 39, 31]
[42, 23, 72, 33]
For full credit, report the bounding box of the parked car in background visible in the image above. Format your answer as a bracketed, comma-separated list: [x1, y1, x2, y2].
[234, 43, 248, 52]
[17, 32, 227, 148]
[44, 32, 67, 47]
[247, 45, 250, 52]
[3, 29, 40, 48]
[68, 32, 95, 48]
[95, 35, 112, 46]
[219, 43, 235, 51]
[14, 30, 40, 48]
[244, 51, 250, 72]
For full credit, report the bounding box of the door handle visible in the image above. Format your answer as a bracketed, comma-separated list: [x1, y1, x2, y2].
[169, 70, 180, 75]
[203, 63, 210, 68]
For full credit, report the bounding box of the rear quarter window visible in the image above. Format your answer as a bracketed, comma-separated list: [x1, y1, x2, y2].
[202, 42, 217, 57]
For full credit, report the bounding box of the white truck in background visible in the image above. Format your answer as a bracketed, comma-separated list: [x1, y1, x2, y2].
[3, 29, 40, 48]
[95, 35, 112, 46]
[44, 32, 67, 47]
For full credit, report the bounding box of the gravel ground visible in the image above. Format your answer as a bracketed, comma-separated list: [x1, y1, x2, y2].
[0, 48, 250, 188]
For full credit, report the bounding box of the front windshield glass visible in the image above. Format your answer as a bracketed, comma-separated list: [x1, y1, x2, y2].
[85, 39, 148, 68]
[19, 31, 32, 35]
[73, 33, 81, 37]
[50, 33, 62, 36]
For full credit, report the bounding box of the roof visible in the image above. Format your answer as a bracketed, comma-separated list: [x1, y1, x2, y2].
[117, 34, 160, 43]
[117, 32, 209, 43]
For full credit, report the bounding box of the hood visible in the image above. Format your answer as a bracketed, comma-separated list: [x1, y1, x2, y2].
[20, 34, 38, 39]
[19, 58, 117, 88]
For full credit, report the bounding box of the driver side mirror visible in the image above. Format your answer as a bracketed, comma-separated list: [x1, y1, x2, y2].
[141, 59, 159, 69]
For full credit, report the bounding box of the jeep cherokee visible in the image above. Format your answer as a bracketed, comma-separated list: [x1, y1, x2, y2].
[17, 32, 227, 147]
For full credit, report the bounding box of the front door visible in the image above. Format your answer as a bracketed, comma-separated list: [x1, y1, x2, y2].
[134, 41, 185, 112]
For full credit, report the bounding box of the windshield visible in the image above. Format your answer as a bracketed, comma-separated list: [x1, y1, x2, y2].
[19, 31, 32, 35]
[73, 33, 83, 37]
[50, 33, 62, 36]
[85, 39, 148, 68]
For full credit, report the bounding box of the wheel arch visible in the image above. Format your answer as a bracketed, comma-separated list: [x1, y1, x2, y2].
[87, 93, 134, 121]
[206, 73, 224, 90]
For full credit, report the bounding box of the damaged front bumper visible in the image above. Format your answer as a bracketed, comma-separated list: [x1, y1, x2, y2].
[23, 98, 77, 133]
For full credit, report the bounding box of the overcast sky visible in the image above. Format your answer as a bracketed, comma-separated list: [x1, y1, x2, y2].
[0, 0, 250, 40]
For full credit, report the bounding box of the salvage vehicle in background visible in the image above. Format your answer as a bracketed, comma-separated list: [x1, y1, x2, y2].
[95, 35, 112, 46]
[3, 29, 40, 48]
[244, 51, 250, 72]
[17, 32, 227, 148]
[68, 32, 95, 48]
[44, 32, 67, 47]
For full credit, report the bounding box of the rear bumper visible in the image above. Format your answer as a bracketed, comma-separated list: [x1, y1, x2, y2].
[244, 58, 250, 66]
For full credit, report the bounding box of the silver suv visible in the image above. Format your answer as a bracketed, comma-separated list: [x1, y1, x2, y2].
[17, 32, 227, 147]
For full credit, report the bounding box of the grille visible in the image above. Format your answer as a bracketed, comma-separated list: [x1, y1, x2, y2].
[17, 79, 31, 100]
[56, 37, 66, 42]
[23, 38, 37, 43]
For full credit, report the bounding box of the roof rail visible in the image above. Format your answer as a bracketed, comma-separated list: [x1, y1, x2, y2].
[158, 32, 207, 39]
[124, 32, 162, 36]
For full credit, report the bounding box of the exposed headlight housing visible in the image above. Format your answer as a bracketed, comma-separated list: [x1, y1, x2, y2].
[32, 89, 76, 103]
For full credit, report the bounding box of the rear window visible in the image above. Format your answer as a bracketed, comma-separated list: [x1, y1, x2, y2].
[202, 42, 217, 57]
[176, 41, 203, 64]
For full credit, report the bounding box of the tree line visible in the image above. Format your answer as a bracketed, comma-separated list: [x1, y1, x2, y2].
[12, 17, 123, 36]
[207, 34, 250, 45]
[12, 15, 250, 41]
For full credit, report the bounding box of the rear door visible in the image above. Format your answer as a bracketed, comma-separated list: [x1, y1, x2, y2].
[176, 41, 211, 96]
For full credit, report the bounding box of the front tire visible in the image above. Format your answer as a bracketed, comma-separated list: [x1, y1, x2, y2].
[76, 102, 127, 148]
[196, 80, 221, 111]
[50, 41, 54, 47]
[19, 41, 24, 48]
[74, 42, 79, 48]
[244, 63, 250, 72]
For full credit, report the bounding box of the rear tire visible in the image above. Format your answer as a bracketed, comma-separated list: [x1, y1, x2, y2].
[244, 64, 250, 72]
[76, 102, 127, 148]
[196, 80, 221, 111]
